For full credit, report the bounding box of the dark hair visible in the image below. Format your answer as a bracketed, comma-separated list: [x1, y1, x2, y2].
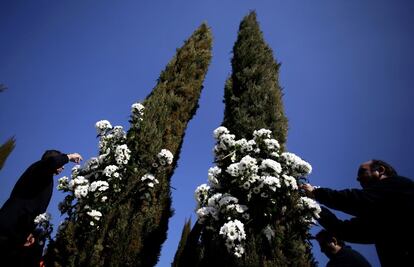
[41, 150, 62, 160]
[315, 230, 345, 247]
[371, 159, 398, 177]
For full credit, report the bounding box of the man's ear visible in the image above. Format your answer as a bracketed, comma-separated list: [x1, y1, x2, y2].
[331, 237, 338, 246]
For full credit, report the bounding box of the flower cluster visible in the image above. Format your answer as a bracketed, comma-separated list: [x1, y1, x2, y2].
[56, 102, 144, 229]
[195, 127, 320, 258]
[34, 213, 53, 246]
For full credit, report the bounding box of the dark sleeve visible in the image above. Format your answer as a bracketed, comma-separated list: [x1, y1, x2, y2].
[318, 207, 375, 244]
[11, 153, 69, 198]
[314, 187, 382, 216]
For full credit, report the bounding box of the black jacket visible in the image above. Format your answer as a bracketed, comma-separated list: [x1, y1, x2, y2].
[0, 153, 68, 245]
[315, 176, 414, 267]
[326, 245, 371, 267]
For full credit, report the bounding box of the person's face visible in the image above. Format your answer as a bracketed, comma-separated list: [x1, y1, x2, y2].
[357, 161, 379, 188]
[317, 240, 337, 259]
[55, 166, 64, 175]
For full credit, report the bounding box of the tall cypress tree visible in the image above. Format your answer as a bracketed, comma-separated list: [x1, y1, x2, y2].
[177, 12, 315, 267]
[47, 23, 212, 267]
[0, 87, 15, 171]
[0, 137, 15, 171]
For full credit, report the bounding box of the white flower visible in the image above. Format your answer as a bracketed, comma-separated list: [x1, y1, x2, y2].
[262, 176, 281, 191]
[89, 181, 109, 192]
[264, 138, 280, 151]
[280, 152, 312, 177]
[131, 102, 145, 114]
[253, 129, 272, 140]
[115, 144, 131, 165]
[213, 126, 230, 139]
[103, 165, 119, 177]
[299, 196, 322, 219]
[282, 174, 298, 190]
[208, 166, 221, 187]
[34, 213, 51, 224]
[57, 176, 69, 191]
[74, 185, 89, 199]
[238, 155, 258, 173]
[157, 149, 174, 165]
[141, 173, 155, 181]
[101, 196, 108, 202]
[95, 120, 112, 134]
[195, 184, 210, 204]
[219, 219, 246, 242]
[260, 159, 282, 175]
[87, 209, 102, 221]
[226, 163, 240, 177]
[197, 206, 219, 221]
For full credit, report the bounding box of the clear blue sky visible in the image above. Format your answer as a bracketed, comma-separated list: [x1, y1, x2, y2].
[1, 1, 413, 266]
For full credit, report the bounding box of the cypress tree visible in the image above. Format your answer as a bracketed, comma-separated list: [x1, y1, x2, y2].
[182, 12, 315, 267]
[46, 23, 212, 267]
[222, 12, 288, 151]
[0, 137, 15, 171]
[0, 87, 15, 171]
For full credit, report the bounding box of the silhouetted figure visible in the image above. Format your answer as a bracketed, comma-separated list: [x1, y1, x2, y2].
[0, 150, 82, 266]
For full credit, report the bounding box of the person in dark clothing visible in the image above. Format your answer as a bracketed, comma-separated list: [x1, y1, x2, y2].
[315, 229, 372, 267]
[301, 159, 414, 267]
[0, 150, 82, 266]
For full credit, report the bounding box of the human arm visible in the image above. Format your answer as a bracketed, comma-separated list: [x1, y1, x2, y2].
[318, 206, 375, 244]
[301, 183, 381, 216]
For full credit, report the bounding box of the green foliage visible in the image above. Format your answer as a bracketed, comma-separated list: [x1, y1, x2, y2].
[46, 23, 212, 267]
[222, 11, 288, 151]
[193, 12, 315, 267]
[172, 218, 192, 267]
[0, 137, 15, 170]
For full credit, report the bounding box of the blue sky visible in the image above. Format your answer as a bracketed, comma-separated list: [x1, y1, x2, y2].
[1, 1, 414, 266]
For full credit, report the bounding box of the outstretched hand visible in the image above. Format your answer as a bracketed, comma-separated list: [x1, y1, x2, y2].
[67, 153, 83, 164]
[300, 183, 316, 199]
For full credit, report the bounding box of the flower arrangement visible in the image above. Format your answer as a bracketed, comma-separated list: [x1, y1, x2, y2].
[195, 126, 320, 258]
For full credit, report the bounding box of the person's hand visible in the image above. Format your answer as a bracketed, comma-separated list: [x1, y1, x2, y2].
[300, 183, 316, 199]
[67, 153, 83, 164]
[23, 233, 35, 247]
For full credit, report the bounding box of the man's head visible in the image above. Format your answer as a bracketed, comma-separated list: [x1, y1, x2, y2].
[315, 230, 344, 259]
[357, 159, 397, 188]
[42, 150, 64, 175]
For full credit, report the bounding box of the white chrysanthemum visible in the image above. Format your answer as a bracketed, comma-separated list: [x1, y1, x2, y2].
[74, 185, 89, 199]
[57, 176, 69, 191]
[195, 184, 210, 204]
[207, 166, 221, 187]
[87, 209, 102, 221]
[226, 204, 248, 213]
[263, 138, 280, 151]
[218, 194, 239, 208]
[262, 176, 281, 191]
[238, 155, 258, 173]
[95, 120, 112, 134]
[197, 206, 219, 221]
[219, 219, 246, 242]
[141, 173, 155, 181]
[235, 138, 255, 153]
[207, 193, 223, 207]
[89, 181, 109, 192]
[112, 126, 126, 140]
[115, 144, 131, 165]
[253, 129, 272, 140]
[131, 102, 145, 114]
[260, 159, 282, 175]
[103, 165, 119, 178]
[157, 149, 174, 165]
[282, 174, 298, 190]
[226, 163, 240, 177]
[71, 165, 81, 177]
[280, 152, 312, 177]
[213, 126, 230, 139]
[299, 196, 322, 219]
[34, 213, 51, 224]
